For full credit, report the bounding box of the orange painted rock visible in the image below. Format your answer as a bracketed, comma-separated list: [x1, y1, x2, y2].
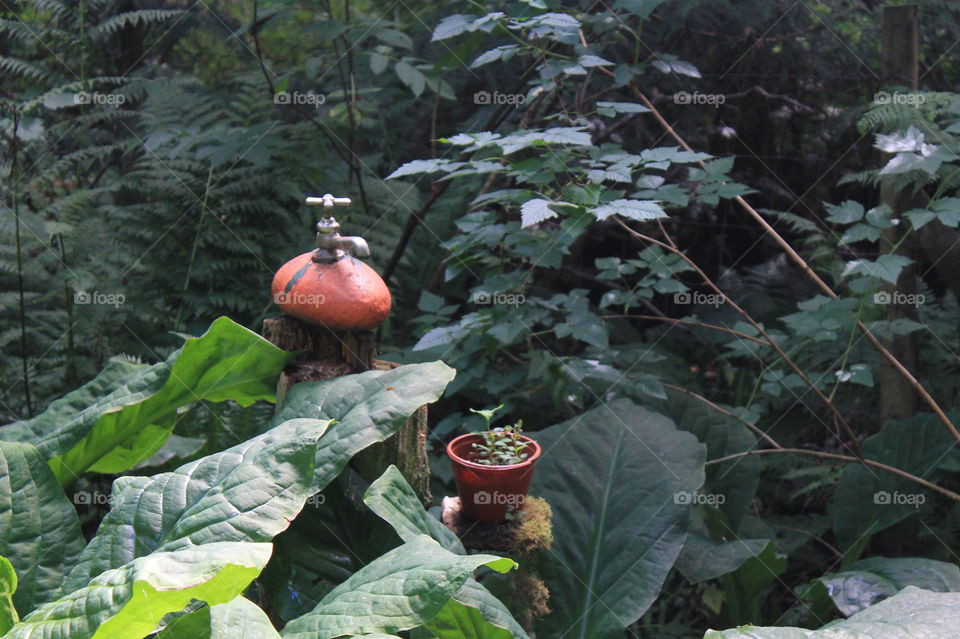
[272, 252, 392, 331]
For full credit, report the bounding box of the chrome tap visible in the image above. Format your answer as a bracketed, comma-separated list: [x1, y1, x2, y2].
[305, 194, 368, 262]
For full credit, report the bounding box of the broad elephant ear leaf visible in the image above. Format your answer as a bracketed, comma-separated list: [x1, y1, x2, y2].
[157, 597, 281, 639]
[364, 465, 463, 553]
[705, 586, 960, 638]
[61, 417, 330, 593]
[0, 441, 85, 615]
[833, 413, 956, 553]
[817, 557, 960, 616]
[363, 466, 528, 638]
[0, 555, 18, 634]
[0, 317, 293, 485]
[280, 535, 516, 639]
[531, 398, 705, 639]
[410, 599, 513, 639]
[675, 506, 771, 584]
[6, 542, 271, 639]
[269, 361, 455, 492]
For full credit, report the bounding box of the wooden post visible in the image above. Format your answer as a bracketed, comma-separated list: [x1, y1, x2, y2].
[262, 315, 432, 505]
[878, 5, 920, 426]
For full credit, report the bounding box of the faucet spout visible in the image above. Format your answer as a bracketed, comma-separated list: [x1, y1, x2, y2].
[327, 235, 370, 257]
[312, 217, 371, 262]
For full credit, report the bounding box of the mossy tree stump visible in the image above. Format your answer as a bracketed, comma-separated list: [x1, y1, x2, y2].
[441, 495, 553, 631]
[262, 315, 431, 505]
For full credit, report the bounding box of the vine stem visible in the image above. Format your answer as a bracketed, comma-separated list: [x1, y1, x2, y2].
[11, 111, 32, 416]
[708, 448, 960, 502]
[614, 218, 863, 454]
[600, 314, 770, 345]
[660, 382, 782, 449]
[627, 85, 960, 445]
[174, 164, 214, 330]
[250, 2, 352, 167]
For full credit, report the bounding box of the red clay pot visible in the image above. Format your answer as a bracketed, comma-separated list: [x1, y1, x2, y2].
[446, 433, 542, 522]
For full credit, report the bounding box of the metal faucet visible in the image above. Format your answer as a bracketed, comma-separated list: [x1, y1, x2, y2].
[305, 196, 369, 263]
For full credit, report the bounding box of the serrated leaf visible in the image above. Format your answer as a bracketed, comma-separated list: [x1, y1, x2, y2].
[595, 101, 649, 116]
[432, 14, 475, 41]
[842, 255, 912, 284]
[592, 199, 666, 221]
[395, 61, 426, 97]
[369, 52, 389, 74]
[413, 325, 464, 351]
[520, 198, 559, 227]
[650, 54, 700, 78]
[840, 223, 883, 244]
[470, 45, 520, 68]
[386, 159, 457, 179]
[825, 200, 865, 225]
[875, 125, 925, 153]
[579, 54, 613, 67]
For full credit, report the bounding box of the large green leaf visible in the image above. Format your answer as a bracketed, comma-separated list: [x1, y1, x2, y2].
[7, 542, 271, 639]
[157, 597, 281, 638]
[269, 361, 455, 491]
[676, 507, 770, 584]
[0, 555, 17, 634]
[705, 586, 960, 638]
[364, 465, 463, 553]
[0, 441, 85, 614]
[833, 413, 955, 552]
[531, 399, 705, 639]
[280, 535, 516, 639]
[818, 557, 960, 616]
[363, 466, 528, 638]
[0, 317, 292, 484]
[653, 388, 760, 528]
[411, 600, 512, 639]
[61, 417, 330, 593]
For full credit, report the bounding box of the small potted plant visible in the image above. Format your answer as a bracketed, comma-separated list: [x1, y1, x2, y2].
[446, 405, 542, 522]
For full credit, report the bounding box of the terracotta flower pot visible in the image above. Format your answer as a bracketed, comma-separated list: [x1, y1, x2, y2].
[446, 432, 542, 522]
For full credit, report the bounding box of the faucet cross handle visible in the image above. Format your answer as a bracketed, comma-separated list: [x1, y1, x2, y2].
[305, 194, 352, 208]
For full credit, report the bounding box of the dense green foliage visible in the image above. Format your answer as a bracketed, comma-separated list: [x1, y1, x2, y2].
[7, 0, 960, 637]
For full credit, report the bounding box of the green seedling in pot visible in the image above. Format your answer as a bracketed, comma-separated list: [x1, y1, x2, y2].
[468, 405, 530, 466]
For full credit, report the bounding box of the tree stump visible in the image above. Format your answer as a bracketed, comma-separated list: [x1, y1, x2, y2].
[262, 315, 431, 504]
[441, 495, 553, 631]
